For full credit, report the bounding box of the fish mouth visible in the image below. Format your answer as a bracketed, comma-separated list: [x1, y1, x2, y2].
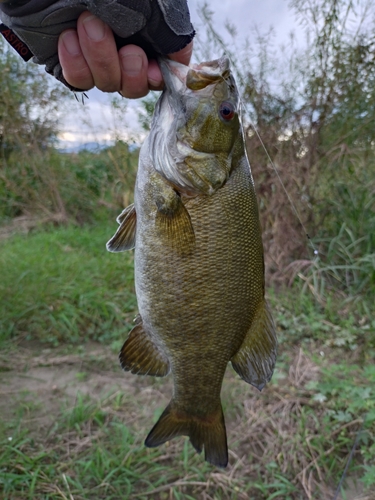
[158, 57, 230, 93]
[158, 58, 190, 94]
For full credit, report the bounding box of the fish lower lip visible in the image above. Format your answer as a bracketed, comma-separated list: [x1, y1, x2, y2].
[159, 58, 189, 90]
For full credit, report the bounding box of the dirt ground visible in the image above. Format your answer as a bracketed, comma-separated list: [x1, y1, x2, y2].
[0, 342, 369, 500]
[0, 342, 137, 435]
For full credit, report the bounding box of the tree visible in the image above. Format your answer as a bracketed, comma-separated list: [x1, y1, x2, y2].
[0, 38, 67, 159]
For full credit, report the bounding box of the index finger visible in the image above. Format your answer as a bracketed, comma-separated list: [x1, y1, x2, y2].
[147, 41, 194, 90]
[169, 41, 193, 65]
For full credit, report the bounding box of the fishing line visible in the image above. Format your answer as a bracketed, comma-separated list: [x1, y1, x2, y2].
[201, 15, 319, 256]
[225, 55, 373, 500]
[204, 21, 373, 498]
[242, 107, 319, 257]
[235, 74, 319, 257]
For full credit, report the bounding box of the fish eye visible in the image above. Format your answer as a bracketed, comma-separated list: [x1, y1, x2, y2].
[219, 101, 235, 122]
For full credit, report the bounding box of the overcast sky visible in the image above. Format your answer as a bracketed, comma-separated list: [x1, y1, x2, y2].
[189, 0, 295, 43]
[58, 0, 302, 149]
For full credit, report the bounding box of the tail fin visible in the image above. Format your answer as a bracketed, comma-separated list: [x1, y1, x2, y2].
[145, 401, 228, 467]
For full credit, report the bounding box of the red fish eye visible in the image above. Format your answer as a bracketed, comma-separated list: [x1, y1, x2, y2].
[219, 101, 235, 121]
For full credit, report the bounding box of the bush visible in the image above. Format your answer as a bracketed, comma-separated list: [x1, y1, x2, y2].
[0, 142, 139, 226]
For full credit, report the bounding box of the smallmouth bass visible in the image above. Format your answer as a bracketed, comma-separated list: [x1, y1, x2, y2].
[107, 57, 277, 468]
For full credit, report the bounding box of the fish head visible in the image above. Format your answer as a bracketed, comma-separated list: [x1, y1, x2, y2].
[149, 57, 241, 196]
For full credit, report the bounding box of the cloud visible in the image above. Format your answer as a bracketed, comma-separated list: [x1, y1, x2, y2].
[57, 90, 145, 149]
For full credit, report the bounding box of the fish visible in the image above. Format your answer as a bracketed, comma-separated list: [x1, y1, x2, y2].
[107, 56, 277, 468]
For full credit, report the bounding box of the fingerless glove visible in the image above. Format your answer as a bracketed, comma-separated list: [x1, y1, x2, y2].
[0, 0, 194, 89]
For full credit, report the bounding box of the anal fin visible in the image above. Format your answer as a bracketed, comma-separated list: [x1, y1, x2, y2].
[107, 203, 136, 252]
[231, 299, 277, 391]
[119, 316, 170, 377]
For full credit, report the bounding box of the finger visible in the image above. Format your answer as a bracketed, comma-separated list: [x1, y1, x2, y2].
[77, 12, 121, 93]
[169, 41, 194, 66]
[58, 29, 94, 90]
[147, 41, 194, 91]
[148, 59, 164, 91]
[118, 45, 149, 99]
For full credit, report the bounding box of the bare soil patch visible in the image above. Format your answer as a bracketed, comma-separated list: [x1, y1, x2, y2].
[0, 343, 369, 500]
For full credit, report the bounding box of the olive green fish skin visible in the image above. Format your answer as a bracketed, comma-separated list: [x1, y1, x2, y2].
[136, 137, 263, 404]
[108, 57, 277, 467]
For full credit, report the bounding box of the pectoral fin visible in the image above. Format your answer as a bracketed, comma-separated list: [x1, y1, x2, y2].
[152, 173, 195, 256]
[119, 316, 170, 377]
[107, 203, 136, 252]
[231, 299, 277, 391]
[155, 198, 195, 256]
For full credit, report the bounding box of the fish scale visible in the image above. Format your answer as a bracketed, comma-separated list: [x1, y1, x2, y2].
[107, 56, 277, 467]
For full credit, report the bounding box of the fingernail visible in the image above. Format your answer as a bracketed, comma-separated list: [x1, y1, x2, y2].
[83, 14, 105, 41]
[121, 54, 143, 76]
[148, 78, 163, 89]
[147, 61, 163, 88]
[61, 30, 81, 55]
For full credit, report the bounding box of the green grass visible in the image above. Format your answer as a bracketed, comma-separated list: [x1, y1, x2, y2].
[0, 395, 214, 500]
[0, 224, 374, 499]
[0, 222, 136, 346]
[1, 356, 374, 499]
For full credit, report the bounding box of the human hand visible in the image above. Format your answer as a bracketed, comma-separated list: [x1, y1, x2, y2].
[58, 11, 193, 98]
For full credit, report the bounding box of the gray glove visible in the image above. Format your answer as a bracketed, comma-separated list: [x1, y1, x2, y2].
[0, 0, 194, 90]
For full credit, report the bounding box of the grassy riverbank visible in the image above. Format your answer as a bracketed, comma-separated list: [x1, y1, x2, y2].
[0, 222, 374, 499]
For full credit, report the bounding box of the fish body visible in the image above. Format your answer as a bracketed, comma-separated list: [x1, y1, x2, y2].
[107, 57, 277, 467]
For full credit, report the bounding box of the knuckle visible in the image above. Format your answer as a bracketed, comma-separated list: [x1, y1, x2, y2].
[65, 67, 93, 89]
[97, 81, 121, 93]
